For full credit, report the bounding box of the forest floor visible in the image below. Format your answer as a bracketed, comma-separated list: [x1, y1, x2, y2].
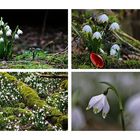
[0, 26, 68, 69]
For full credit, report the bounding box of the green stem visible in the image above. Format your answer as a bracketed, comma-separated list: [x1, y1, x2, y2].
[100, 81, 126, 130]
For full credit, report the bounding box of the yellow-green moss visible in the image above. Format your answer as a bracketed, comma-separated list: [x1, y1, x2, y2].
[0, 72, 46, 108]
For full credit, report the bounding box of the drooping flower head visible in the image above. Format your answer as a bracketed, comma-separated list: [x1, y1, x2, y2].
[110, 44, 120, 56]
[92, 31, 102, 40]
[109, 22, 120, 31]
[97, 14, 109, 23]
[86, 93, 110, 119]
[82, 25, 92, 33]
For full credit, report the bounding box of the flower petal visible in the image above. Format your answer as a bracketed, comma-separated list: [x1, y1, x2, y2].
[102, 97, 110, 119]
[93, 95, 106, 114]
[86, 94, 104, 110]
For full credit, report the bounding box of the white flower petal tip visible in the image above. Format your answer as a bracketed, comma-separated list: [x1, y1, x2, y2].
[92, 31, 102, 40]
[82, 25, 92, 33]
[17, 29, 23, 35]
[86, 106, 90, 110]
[87, 94, 110, 119]
[98, 14, 109, 23]
[109, 22, 120, 31]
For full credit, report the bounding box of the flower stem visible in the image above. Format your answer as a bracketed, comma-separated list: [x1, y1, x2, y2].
[100, 81, 126, 130]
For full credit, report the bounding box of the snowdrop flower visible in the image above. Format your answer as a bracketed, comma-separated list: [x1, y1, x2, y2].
[17, 29, 23, 35]
[5, 25, 10, 30]
[0, 30, 3, 35]
[0, 37, 4, 42]
[111, 44, 120, 51]
[82, 25, 92, 33]
[86, 94, 110, 118]
[98, 14, 109, 23]
[109, 22, 120, 31]
[110, 48, 117, 56]
[92, 31, 102, 40]
[14, 34, 19, 39]
[6, 29, 12, 36]
[0, 20, 4, 26]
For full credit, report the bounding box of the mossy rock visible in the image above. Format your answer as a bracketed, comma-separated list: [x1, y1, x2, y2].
[1, 107, 33, 117]
[57, 115, 68, 130]
[0, 72, 46, 108]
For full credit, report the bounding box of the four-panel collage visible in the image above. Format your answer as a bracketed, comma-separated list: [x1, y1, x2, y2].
[0, 9, 140, 132]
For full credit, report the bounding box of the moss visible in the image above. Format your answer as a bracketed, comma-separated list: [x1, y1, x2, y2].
[57, 115, 68, 130]
[0, 72, 46, 108]
[15, 103, 25, 109]
[1, 107, 33, 117]
[6, 115, 18, 121]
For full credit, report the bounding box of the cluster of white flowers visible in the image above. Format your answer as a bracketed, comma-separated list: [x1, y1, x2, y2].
[82, 14, 120, 43]
[0, 75, 23, 106]
[0, 17, 23, 43]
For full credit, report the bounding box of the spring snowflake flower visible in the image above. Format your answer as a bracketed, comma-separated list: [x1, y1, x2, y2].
[17, 29, 23, 35]
[109, 22, 120, 31]
[86, 94, 110, 119]
[14, 34, 19, 39]
[6, 30, 12, 36]
[82, 25, 92, 33]
[111, 44, 120, 51]
[97, 14, 109, 23]
[92, 31, 102, 40]
[0, 37, 4, 42]
[0, 20, 4, 26]
[110, 48, 117, 56]
[0, 30, 3, 35]
[5, 25, 10, 30]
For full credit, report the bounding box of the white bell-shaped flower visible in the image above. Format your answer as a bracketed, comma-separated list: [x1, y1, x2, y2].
[0, 37, 4, 42]
[92, 31, 102, 40]
[5, 25, 10, 30]
[0, 30, 3, 35]
[110, 48, 117, 56]
[14, 34, 19, 39]
[109, 22, 120, 31]
[6, 29, 12, 36]
[82, 25, 92, 33]
[86, 94, 110, 119]
[98, 14, 109, 23]
[17, 29, 23, 35]
[111, 44, 120, 51]
[0, 21, 4, 26]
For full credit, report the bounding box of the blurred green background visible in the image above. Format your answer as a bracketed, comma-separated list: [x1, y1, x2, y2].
[72, 72, 140, 130]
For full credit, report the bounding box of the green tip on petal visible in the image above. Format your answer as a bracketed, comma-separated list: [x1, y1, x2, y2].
[93, 108, 99, 114]
[86, 106, 90, 110]
[102, 113, 107, 119]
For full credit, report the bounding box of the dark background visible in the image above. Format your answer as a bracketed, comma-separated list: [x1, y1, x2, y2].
[0, 10, 68, 32]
